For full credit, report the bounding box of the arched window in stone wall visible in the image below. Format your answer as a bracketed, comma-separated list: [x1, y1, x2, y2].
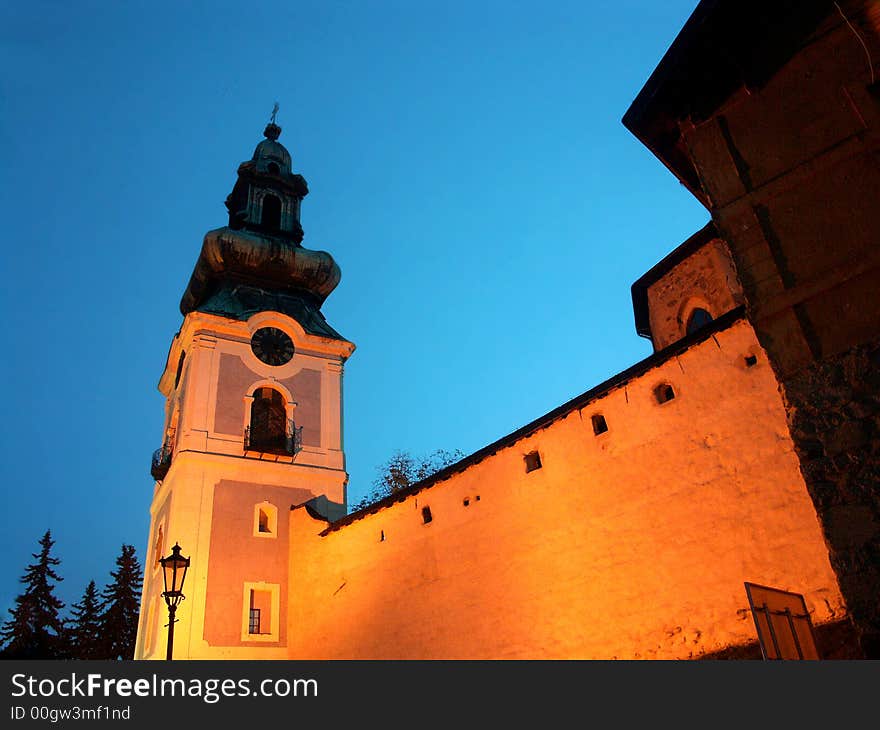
[685, 307, 713, 335]
[248, 387, 287, 453]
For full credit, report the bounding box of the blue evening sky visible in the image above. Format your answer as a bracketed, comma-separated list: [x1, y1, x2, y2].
[0, 1, 708, 616]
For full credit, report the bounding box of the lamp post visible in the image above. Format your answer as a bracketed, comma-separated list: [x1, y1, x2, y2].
[159, 542, 190, 661]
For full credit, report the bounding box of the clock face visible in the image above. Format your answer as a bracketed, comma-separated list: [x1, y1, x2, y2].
[251, 327, 294, 366]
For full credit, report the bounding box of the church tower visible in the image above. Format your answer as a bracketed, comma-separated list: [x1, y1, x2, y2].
[134, 117, 354, 659]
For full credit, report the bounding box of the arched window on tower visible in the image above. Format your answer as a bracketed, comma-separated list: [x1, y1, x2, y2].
[261, 194, 282, 231]
[246, 387, 287, 454]
[686, 307, 713, 335]
[253, 502, 278, 538]
[174, 351, 185, 389]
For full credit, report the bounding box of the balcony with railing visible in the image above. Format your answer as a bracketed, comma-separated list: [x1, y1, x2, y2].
[244, 418, 303, 458]
[151, 443, 173, 481]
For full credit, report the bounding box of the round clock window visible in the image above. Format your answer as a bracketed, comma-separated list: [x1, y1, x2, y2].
[251, 327, 294, 366]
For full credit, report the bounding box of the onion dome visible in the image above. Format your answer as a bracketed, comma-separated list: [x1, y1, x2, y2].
[179, 118, 345, 340]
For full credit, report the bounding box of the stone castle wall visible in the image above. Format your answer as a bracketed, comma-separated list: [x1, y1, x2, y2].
[781, 336, 880, 654]
[674, 2, 880, 655]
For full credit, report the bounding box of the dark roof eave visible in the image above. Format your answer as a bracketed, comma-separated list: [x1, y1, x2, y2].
[323, 304, 747, 535]
[622, 0, 833, 193]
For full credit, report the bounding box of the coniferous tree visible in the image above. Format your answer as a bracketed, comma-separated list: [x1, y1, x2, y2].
[66, 580, 103, 659]
[0, 530, 66, 659]
[98, 545, 143, 660]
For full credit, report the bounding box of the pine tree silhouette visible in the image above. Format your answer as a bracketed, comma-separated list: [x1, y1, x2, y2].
[67, 580, 103, 659]
[0, 530, 66, 659]
[98, 545, 143, 660]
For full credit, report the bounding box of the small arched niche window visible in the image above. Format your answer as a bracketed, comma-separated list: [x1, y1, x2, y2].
[591, 414, 608, 435]
[267, 162, 280, 175]
[654, 383, 676, 404]
[248, 387, 287, 453]
[152, 525, 164, 570]
[253, 502, 278, 538]
[174, 351, 185, 389]
[685, 307, 713, 335]
[261, 193, 282, 231]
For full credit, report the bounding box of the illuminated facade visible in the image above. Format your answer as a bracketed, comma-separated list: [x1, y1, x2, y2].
[136, 0, 879, 659]
[136, 121, 354, 659]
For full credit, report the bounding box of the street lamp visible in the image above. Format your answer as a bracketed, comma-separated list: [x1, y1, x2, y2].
[159, 542, 190, 661]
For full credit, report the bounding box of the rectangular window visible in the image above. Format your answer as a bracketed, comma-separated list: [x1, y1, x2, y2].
[249, 608, 261, 635]
[250, 589, 272, 635]
[242, 583, 280, 642]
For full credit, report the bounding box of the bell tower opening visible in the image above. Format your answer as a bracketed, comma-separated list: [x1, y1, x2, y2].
[261, 194, 282, 231]
[248, 387, 287, 453]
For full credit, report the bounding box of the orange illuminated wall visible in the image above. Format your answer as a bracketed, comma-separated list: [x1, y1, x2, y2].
[286, 318, 845, 659]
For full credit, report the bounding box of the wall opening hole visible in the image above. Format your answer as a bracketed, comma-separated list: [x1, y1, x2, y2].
[524, 451, 542, 472]
[745, 354, 758, 367]
[475, 495, 480, 501]
[267, 162, 280, 175]
[380, 530, 385, 542]
[463, 498, 470, 507]
[654, 384, 676, 404]
[591, 414, 608, 435]
[421, 506, 433, 524]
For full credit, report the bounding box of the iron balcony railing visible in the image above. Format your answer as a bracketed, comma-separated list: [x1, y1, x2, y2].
[244, 418, 303, 457]
[151, 443, 173, 481]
